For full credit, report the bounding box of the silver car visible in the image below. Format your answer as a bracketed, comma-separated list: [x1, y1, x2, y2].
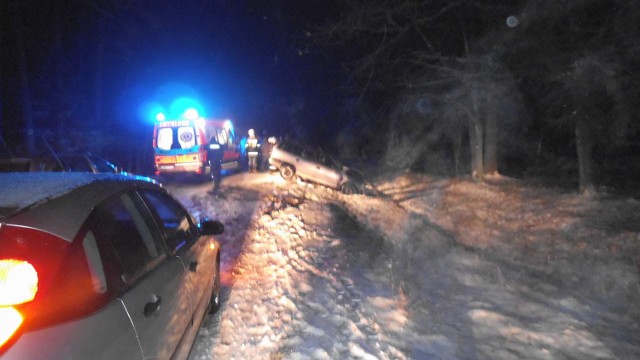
[0, 173, 222, 359]
[268, 141, 366, 194]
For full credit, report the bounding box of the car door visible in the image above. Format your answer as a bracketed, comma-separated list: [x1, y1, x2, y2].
[138, 189, 215, 329]
[302, 150, 342, 188]
[289, 146, 318, 182]
[92, 191, 192, 359]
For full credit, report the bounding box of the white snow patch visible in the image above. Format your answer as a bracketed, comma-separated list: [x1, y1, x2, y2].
[179, 172, 640, 360]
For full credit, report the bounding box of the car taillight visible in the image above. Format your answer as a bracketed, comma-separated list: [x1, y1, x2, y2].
[0, 259, 38, 349]
[0, 259, 38, 306]
[0, 225, 111, 352]
[0, 307, 23, 348]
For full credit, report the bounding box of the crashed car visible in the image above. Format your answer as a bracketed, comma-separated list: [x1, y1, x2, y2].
[268, 140, 368, 194]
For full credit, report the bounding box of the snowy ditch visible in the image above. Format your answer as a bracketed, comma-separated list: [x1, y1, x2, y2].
[166, 173, 639, 359]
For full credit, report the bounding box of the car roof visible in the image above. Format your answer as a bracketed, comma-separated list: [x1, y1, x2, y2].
[0, 172, 162, 242]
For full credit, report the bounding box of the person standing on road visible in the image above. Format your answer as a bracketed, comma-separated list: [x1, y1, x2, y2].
[245, 128, 260, 172]
[207, 134, 223, 192]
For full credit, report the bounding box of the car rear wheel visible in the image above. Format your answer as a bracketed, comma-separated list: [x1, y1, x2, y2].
[279, 164, 295, 180]
[341, 182, 358, 194]
[208, 257, 221, 314]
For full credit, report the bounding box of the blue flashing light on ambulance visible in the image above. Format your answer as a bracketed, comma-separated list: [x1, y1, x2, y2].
[152, 108, 241, 178]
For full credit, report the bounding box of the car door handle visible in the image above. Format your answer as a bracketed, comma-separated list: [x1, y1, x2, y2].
[190, 261, 198, 272]
[144, 295, 162, 317]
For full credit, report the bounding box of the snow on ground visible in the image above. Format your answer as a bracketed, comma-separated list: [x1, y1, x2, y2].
[165, 171, 640, 359]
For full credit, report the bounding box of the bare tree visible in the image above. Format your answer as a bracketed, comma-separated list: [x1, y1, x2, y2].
[503, 0, 637, 192]
[315, 0, 520, 180]
[562, 54, 624, 193]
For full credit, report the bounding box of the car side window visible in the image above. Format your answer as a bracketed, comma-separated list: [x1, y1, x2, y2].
[140, 189, 198, 253]
[91, 192, 165, 283]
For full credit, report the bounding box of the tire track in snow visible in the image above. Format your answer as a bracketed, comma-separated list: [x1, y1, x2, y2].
[186, 179, 411, 359]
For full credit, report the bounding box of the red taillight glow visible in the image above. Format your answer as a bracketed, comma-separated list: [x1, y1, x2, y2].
[0, 224, 113, 351]
[0, 307, 23, 348]
[0, 260, 38, 306]
[0, 259, 36, 350]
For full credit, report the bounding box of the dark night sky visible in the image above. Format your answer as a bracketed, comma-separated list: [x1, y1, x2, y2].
[111, 1, 333, 132]
[0, 0, 340, 145]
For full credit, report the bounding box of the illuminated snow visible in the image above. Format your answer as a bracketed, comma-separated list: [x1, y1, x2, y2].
[170, 172, 640, 360]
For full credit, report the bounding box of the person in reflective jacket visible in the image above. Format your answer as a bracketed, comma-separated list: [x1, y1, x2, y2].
[245, 129, 260, 173]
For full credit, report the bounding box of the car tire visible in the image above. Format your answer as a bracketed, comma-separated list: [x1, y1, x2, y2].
[341, 182, 358, 195]
[279, 164, 296, 180]
[208, 256, 221, 314]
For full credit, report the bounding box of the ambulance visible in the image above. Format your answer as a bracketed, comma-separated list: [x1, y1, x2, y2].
[152, 111, 241, 178]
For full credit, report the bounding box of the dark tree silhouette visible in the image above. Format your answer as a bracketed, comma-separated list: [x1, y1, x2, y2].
[314, 0, 521, 181]
[314, 0, 639, 192]
[501, 0, 639, 192]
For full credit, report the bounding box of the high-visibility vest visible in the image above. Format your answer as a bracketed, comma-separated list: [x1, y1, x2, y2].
[246, 137, 259, 155]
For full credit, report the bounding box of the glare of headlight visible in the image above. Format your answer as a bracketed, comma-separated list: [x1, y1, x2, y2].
[224, 120, 233, 130]
[155, 112, 166, 121]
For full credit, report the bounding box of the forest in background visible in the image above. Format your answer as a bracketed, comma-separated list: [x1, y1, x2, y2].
[309, 0, 640, 194]
[1, 0, 639, 195]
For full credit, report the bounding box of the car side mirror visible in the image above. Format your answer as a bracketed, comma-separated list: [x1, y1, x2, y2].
[200, 219, 225, 235]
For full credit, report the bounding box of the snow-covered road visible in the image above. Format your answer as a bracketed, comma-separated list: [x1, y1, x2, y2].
[165, 172, 640, 360]
[169, 173, 413, 359]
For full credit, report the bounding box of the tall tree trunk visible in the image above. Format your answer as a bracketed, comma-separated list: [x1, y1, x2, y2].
[575, 118, 595, 193]
[12, 2, 36, 155]
[470, 118, 484, 182]
[453, 120, 462, 177]
[483, 107, 498, 175]
[468, 85, 484, 182]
